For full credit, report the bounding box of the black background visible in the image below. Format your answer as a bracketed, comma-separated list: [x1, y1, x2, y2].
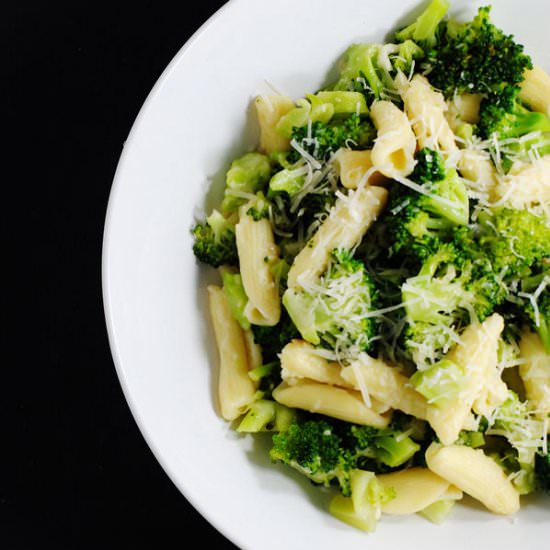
[8, 1, 238, 548]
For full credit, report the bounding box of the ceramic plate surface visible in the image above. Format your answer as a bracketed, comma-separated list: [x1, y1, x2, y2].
[103, 1, 550, 548]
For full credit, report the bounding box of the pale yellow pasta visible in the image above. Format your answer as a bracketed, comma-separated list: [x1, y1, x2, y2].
[425, 443, 520, 515]
[272, 380, 391, 428]
[279, 341, 389, 414]
[519, 329, 550, 423]
[519, 66, 550, 116]
[340, 355, 429, 420]
[378, 468, 461, 515]
[491, 155, 550, 210]
[208, 285, 257, 421]
[235, 203, 281, 326]
[254, 94, 295, 154]
[370, 100, 416, 178]
[243, 328, 263, 371]
[446, 93, 482, 128]
[280, 340, 349, 387]
[286, 185, 388, 290]
[334, 149, 388, 189]
[472, 359, 509, 419]
[402, 74, 458, 152]
[457, 149, 498, 199]
[427, 314, 504, 445]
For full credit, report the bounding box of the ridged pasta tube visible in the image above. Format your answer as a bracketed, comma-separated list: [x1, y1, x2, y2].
[287, 185, 388, 290]
[425, 443, 520, 515]
[208, 285, 257, 421]
[370, 100, 416, 178]
[519, 66, 550, 117]
[334, 149, 388, 189]
[236, 204, 281, 326]
[254, 94, 295, 154]
[272, 380, 391, 428]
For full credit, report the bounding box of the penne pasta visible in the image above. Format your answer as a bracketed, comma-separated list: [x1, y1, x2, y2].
[286, 185, 388, 290]
[518, 329, 550, 423]
[236, 203, 281, 326]
[370, 100, 417, 178]
[334, 149, 389, 189]
[402, 74, 458, 152]
[208, 285, 257, 421]
[426, 314, 504, 446]
[378, 468, 462, 515]
[425, 443, 520, 515]
[341, 355, 429, 420]
[254, 94, 295, 154]
[272, 380, 391, 428]
[519, 65, 550, 117]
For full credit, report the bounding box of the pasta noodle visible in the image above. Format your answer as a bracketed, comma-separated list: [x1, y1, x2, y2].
[273, 380, 391, 428]
[334, 149, 388, 189]
[286, 185, 388, 290]
[519, 65, 550, 116]
[370, 100, 416, 178]
[207, 285, 257, 421]
[236, 203, 281, 326]
[255, 94, 295, 154]
[402, 74, 458, 152]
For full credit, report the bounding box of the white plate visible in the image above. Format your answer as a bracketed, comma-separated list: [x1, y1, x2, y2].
[102, 1, 550, 548]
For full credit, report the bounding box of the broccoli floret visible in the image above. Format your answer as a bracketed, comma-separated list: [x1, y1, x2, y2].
[476, 207, 550, 279]
[333, 41, 423, 103]
[387, 148, 469, 262]
[192, 209, 238, 267]
[535, 451, 550, 493]
[486, 390, 547, 494]
[410, 358, 465, 406]
[424, 6, 532, 98]
[395, 0, 449, 47]
[221, 271, 249, 329]
[519, 269, 550, 353]
[290, 113, 376, 162]
[270, 416, 420, 496]
[401, 242, 507, 367]
[221, 152, 272, 214]
[270, 419, 354, 494]
[245, 191, 271, 221]
[283, 249, 379, 356]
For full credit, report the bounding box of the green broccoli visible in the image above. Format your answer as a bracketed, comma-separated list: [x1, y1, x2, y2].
[192, 209, 238, 267]
[283, 249, 379, 356]
[270, 418, 354, 494]
[410, 358, 466, 406]
[475, 207, 550, 279]
[422, 6, 533, 98]
[387, 148, 469, 262]
[289, 113, 376, 162]
[333, 41, 424, 103]
[518, 268, 550, 353]
[221, 152, 272, 214]
[395, 0, 449, 47]
[535, 451, 550, 493]
[270, 416, 420, 496]
[251, 310, 300, 363]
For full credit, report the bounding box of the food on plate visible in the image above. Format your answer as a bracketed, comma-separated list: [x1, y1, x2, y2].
[192, 0, 550, 532]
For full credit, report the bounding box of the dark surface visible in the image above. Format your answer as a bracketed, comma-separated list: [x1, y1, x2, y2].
[8, 1, 238, 548]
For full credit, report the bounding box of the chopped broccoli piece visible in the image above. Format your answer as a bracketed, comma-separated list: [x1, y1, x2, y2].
[519, 270, 550, 353]
[192, 209, 238, 267]
[270, 419, 354, 494]
[476, 207, 550, 279]
[424, 6, 532, 98]
[283, 249, 379, 356]
[237, 400, 296, 433]
[329, 470, 394, 532]
[221, 152, 272, 214]
[221, 271, 249, 330]
[333, 41, 423, 102]
[395, 0, 449, 47]
[387, 148, 469, 262]
[410, 358, 465, 406]
[418, 498, 456, 524]
[290, 113, 376, 162]
[245, 191, 271, 221]
[268, 166, 306, 198]
[270, 416, 420, 496]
